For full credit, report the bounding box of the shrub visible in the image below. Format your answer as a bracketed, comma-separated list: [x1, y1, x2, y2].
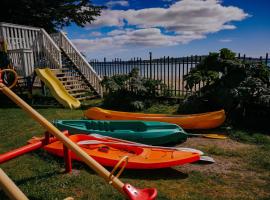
[101, 68, 170, 111]
[179, 48, 270, 130]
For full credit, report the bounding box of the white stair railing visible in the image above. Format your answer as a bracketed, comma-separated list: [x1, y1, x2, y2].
[40, 29, 62, 69]
[52, 31, 103, 97]
[0, 22, 62, 77]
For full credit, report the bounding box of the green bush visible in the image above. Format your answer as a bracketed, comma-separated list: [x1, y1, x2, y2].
[179, 48, 270, 130]
[101, 68, 170, 111]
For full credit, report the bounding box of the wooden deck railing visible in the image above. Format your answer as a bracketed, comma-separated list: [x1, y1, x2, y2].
[0, 22, 62, 77]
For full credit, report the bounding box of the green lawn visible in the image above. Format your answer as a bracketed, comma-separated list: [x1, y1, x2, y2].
[0, 101, 270, 200]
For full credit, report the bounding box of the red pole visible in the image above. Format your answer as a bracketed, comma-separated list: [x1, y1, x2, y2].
[0, 142, 43, 164]
[0, 131, 69, 164]
[63, 145, 72, 173]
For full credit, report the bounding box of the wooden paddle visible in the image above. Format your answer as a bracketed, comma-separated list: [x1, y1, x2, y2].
[186, 133, 227, 139]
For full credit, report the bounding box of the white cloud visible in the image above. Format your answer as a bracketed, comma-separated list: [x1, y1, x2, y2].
[107, 29, 128, 36]
[106, 1, 129, 8]
[88, 10, 126, 28]
[90, 0, 248, 36]
[76, 0, 248, 57]
[73, 28, 171, 52]
[89, 31, 102, 37]
[219, 38, 232, 42]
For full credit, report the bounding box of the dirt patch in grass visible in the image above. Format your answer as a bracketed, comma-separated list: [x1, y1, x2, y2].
[173, 137, 270, 200]
[177, 137, 256, 174]
[180, 137, 253, 151]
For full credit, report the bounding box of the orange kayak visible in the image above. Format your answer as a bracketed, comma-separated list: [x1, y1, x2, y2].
[44, 134, 200, 169]
[85, 107, 226, 129]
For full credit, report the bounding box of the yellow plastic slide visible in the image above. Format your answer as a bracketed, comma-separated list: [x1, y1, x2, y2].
[35, 68, 81, 109]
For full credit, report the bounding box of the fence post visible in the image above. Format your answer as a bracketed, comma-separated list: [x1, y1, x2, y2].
[194, 55, 198, 92]
[136, 57, 139, 76]
[185, 56, 189, 95]
[163, 56, 166, 87]
[104, 57, 106, 76]
[149, 52, 152, 79]
[167, 56, 170, 89]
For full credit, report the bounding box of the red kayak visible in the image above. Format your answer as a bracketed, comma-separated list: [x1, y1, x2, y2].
[44, 134, 200, 169]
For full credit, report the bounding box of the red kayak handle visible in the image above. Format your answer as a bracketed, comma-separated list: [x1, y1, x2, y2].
[123, 183, 157, 200]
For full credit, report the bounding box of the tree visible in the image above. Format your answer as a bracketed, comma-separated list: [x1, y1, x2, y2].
[0, 0, 104, 32]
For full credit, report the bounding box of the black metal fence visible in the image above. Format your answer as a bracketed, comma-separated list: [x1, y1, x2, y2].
[90, 52, 269, 97]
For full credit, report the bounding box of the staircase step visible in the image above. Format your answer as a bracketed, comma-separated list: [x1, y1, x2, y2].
[71, 92, 87, 97]
[61, 80, 82, 84]
[51, 68, 75, 71]
[64, 83, 86, 87]
[56, 73, 80, 78]
[54, 72, 65, 76]
[67, 88, 87, 92]
[77, 95, 98, 101]
[57, 76, 81, 80]
[57, 48, 101, 99]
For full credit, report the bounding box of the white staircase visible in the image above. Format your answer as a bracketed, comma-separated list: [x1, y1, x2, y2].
[51, 31, 103, 96]
[0, 22, 102, 98]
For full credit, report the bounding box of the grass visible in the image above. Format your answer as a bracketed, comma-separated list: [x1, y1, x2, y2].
[0, 100, 270, 199]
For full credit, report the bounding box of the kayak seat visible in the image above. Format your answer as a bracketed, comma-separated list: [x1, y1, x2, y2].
[98, 146, 109, 153]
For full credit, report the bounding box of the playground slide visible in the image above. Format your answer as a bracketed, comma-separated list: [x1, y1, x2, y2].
[35, 68, 80, 109]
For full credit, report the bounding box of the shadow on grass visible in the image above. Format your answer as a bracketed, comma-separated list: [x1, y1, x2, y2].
[0, 93, 60, 109]
[120, 168, 188, 180]
[0, 92, 103, 110]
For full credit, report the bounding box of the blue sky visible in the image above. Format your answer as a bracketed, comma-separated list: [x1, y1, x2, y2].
[64, 0, 270, 60]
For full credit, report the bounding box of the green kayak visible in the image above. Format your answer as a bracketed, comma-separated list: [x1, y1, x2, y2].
[53, 120, 188, 145]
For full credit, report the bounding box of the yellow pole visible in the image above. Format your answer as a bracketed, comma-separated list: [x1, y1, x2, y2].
[0, 83, 126, 196]
[0, 168, 29, 200]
